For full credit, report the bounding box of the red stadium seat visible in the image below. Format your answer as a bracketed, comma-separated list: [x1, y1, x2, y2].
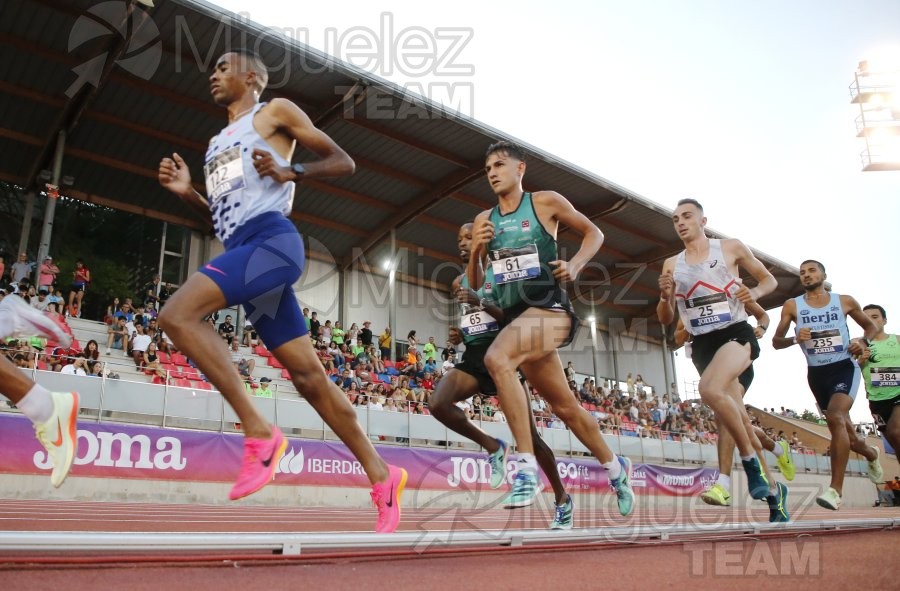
[156, 351, 170, 364]
[268, 356, 285, 369]
[173, 378, 191, 388]
[170, 353, 190, 366]
[254, 345, 272, 357]
[192, 380, 213, 391]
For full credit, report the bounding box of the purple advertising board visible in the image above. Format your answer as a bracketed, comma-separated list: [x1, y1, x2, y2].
[0, 415, 716, 495]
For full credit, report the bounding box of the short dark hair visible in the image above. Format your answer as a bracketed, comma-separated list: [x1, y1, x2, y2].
[231, 48, 269, 92]
[485, 140, 527, 162]
[863, 304, 887, 320]
[800, 259, 825, 273]
[676, 198, 703, 212]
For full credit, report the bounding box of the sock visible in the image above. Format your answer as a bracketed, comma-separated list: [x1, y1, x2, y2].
[17, 384, 54, 424]
[740, 454, 754, 462]
[771, 443, 783, 457]
[603, 456, 622, 481]
[716, 473, 732, 490]
[517, 453, 537, 473]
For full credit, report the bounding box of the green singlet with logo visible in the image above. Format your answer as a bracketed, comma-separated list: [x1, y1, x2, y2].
[863, 335, 900, 402]
[486, 192, 559, 311]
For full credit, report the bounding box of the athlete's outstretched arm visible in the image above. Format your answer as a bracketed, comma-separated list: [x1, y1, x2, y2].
[535, 191, 604, 282]
[267, 98, 354, 179]
[772, 299, 798, 350]
[730, 239, 777, 303]
[844, 294, 878, 354]
[158, 152, 213, 225]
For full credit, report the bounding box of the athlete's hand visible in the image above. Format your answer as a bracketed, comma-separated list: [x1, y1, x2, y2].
[470, 218, 494, 251]
[848, 338, 866, 357]
[753, 325, 766, 339]
[734, 282, 756, 305]
[796, 327, 812, 343]
[448, 327, 462, 346]
[251, 149, 293, 183]
[857, 346, 871, 364]
[455, 287, 480, 306]
[550, 259, 581, 283]
[158, 153, 192, 197]
[658, 272, 675, 301]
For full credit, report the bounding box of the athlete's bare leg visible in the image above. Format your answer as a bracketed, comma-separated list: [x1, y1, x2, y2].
[271, 333, 388, 484]
[158, 273, 271, 439]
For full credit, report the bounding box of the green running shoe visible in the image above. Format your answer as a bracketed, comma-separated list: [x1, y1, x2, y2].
[767, 482, 790, 522]
[550, 494, 574, 530]
[609, 456, 635, 517]
[488, 439, 509, 489]
[505, 468, 540, 509]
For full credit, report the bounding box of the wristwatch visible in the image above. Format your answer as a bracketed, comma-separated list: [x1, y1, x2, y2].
[290, 163, 306, 180]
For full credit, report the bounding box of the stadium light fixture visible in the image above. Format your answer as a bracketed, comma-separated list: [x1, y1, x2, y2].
[851, 48, 900, 171]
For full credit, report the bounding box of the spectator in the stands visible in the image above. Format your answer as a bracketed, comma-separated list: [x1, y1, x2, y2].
[104, 297, 121, 324]
[130, 325, 153, 368]
[360, 320, 373, 347]
[626, 372, 635, 396]
[347, 322, 359, 344]
[407, 330, 417, 349]
[350, 337, 366, 359]
[142, 275, 161, 307]
[309, 311, 320, 340]
[331, 320, 345, 345]
[83, 339, 100, 362]
[230, 340, 255, 381]
[565, 361, 575, 382]
[30, 288, 50, 312]
[441, 351, 456, 374]
[217, 314, 235, 345]
[60, 354, 88, 376]
[106, 316, 130, 356]
[143, 342, 167, 380]
[38, 256, 58, 292]
[320, 319, 332, 344]
[87, 360, 104, 378]
[635, 374, 646, 396]
[422, 336, 437, 364]
[10, 252, 32, 284]
[67, 258, 90, 318]
[379, 326, 392, 361]
[369, 346, 385, 374]
[255, 377, 274, 398]
[242, 322, 259, 347]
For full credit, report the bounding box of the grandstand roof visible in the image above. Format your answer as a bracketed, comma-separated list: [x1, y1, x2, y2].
[0, 0, 805, 340]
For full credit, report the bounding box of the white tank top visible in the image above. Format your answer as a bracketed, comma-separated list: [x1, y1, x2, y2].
[674, 239, 748, 336]
[203, 102, 295, 242]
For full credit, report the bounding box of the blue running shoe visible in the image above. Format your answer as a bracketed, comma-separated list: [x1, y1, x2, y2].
[550, 494, 574, 530]
[742, 457, 770, 500]
[767, 482, 790, 522]
[609, 456, 635, 517]
[488, 439, 509, 489]
[505, 468, 539, 508]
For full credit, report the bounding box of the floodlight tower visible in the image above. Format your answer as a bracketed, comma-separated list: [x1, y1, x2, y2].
[850, 56, 900, 171]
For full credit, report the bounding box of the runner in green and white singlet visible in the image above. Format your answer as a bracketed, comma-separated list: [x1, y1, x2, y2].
[859, 304, 900, 463]
[468, 141, 634, 515]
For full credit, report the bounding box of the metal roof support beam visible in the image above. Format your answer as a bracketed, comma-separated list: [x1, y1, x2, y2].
[342, 164, 485, 270]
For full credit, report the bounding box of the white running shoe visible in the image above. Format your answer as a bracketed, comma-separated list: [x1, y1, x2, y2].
[0, 294, 71, 347]
[815, 486, 843, 511]
[33, 392, 80, 488]
[867, 446, 884, 484]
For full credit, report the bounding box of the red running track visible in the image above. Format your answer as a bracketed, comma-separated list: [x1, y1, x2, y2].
[1, 499, 897, 590]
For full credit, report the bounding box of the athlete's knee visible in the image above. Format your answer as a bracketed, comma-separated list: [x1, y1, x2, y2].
[429, 393, 453, 419]
[484, 348, 513, 376]
[826, 411, 848, 432]
[697, 377, 727, 402]
[552, 399, 580, 423]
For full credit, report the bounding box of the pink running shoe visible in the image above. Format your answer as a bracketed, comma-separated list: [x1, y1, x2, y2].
[228, 426, 287, 501]
[370, 464, 407, 533]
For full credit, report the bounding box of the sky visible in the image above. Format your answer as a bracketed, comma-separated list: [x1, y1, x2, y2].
[209, 0, 900, 422]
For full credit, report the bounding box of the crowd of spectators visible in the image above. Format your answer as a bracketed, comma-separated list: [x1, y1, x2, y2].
[2, 263, 872, 450]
